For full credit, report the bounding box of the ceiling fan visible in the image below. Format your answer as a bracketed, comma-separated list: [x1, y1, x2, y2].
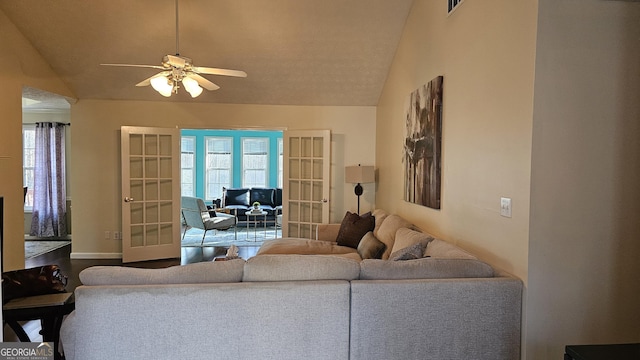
[101, 0, 246, 98]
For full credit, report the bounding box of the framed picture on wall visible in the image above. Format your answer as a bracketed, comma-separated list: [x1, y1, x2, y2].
[403, 76, 443, 210]
[448, 0, 464, 15]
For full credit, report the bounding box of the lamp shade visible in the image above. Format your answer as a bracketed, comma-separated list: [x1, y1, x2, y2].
[345, 165, 375, 184]
[182, 76, 203, 98]
[150, 75, 174, 97]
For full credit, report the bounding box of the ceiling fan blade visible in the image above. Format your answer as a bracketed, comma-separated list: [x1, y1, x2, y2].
[192, 66, 247, 78]
[135, 71, 171, 87]
[186, 73, 220, 91]
[101, 63, 166, 70]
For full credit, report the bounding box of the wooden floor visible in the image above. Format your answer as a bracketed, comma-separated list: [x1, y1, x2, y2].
[3, 243, 260, 342]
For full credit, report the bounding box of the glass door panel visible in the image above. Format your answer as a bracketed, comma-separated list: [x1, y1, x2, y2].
[121, 126, 180, 263]
[282, 130, 330, 239]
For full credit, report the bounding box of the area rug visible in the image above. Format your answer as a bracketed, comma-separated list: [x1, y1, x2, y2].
[181, 226, 281, 248]
[25, 240, 71, 259]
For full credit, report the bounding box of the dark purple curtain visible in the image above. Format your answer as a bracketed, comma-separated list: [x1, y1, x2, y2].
[30, 122, 67, 237]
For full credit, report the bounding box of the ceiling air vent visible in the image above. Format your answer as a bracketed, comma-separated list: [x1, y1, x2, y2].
[447, 0, 464, 15]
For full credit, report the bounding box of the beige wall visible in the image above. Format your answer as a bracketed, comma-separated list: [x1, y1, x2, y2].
[377, 0, 537, 358]
[0, 8, 74, 271]
[70, 100, 375, 257]
[379, 0, 640, 359]
[527, 1, 640, 358]
[376, 0, 537, 279]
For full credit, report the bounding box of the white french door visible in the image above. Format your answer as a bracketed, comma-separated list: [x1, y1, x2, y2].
[121, 126, 181, 263]
[282, 130, 330, 239]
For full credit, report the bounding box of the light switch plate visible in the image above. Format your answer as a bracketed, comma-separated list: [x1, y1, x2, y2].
[500, 197, 512, 218]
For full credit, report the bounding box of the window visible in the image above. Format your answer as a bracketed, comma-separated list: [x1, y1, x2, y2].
[205, 137, 232, 200]
[242, 138, 269, 188]
[180, 136, 196, 196]
[278, 138, 284, 188]
[22, 125, 36, 209]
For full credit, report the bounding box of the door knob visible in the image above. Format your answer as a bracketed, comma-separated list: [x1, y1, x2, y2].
[124, 197, 134, 203]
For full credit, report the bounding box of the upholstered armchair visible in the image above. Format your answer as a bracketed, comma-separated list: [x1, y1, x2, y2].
[180, 196, 237, 245]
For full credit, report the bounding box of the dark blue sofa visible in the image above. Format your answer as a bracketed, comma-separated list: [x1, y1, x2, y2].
[220, 187, 282, 223]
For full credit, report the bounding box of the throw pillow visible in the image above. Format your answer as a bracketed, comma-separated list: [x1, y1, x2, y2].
[336, 211, 375, 249]
[357, 231, 386, 259]
[389, 241, 429, 261]
[375, 214, 414, 260]
[390, 228, 434, 254]
[206, 205, 217, 217]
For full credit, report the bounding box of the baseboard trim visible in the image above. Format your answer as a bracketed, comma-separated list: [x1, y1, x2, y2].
[70, 252, 122, 260]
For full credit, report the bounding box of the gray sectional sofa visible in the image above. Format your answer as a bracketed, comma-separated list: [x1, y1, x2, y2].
[60, 210, 523, 360]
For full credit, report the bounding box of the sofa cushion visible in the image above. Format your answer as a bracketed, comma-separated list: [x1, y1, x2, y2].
[203, 213, 236, 230]
[224, 188, 251, 207]
[390, 228, 434, 254]
[335, 211, 375, 249]
[371, 209, 389, 238]
[243, 255, 360, 281]
[375, 214, 414, 260]
[334, 252, 364, 262]
[359, 258, 495, 280]
[388, 242, 428, 261]
[250, 188, 276, 207]
[316, 224, 342, 243]
[257, 238, 358, 256]
[425, 239, 477, 259]
[79, 260, 245, 286]
[357, 232, 386, 259]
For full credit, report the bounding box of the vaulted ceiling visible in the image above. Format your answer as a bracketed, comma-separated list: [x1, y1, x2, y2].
[1, 0, 414, 107]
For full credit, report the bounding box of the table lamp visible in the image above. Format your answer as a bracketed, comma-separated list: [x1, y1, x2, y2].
[345, 164, 375, 214]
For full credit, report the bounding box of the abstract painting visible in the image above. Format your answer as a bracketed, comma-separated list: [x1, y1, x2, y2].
[403, 76, 443, 209]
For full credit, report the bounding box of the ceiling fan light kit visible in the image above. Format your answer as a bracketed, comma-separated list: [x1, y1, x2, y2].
[150, 75, 174, 97]
[182, 76, 203, 98]
[101, 0, 246, 98]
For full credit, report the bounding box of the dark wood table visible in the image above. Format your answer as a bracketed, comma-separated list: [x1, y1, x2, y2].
[3, 292, 75, 360]
[565, 343, 640, 360]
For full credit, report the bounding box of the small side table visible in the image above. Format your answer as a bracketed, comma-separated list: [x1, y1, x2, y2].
[244, 210, 267, 241]
[565, 343, 640, 360]
[3, 292, 75, 360]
